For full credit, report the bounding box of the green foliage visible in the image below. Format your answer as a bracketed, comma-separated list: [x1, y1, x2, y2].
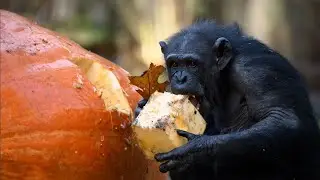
[41, 14, 111, 47]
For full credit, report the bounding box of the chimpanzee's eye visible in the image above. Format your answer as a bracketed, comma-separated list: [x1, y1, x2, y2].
[187, 60, 197, 67]
[171, 62, 178, 67]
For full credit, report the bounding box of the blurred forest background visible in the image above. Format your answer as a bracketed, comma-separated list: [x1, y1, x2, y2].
[1, 0, 320, 121]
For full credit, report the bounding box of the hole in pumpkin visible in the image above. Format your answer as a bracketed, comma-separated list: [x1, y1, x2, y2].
[72, 58, 132, 116]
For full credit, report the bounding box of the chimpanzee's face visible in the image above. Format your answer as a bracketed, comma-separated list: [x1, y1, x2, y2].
[161, 34, 216, 99]
[159, 31, 234, 110]
[165, 53, 205, 97]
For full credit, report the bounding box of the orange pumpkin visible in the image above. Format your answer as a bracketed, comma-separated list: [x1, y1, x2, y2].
[0, 10, 165, 180]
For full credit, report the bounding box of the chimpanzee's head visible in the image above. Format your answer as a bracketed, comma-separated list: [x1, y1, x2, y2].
[159, 21, 241, 106]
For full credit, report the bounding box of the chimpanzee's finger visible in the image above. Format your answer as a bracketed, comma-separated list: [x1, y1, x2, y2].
[137, 98, 148, 108]
[155, 152, 173, 162]
[176, 129, 197, 140]
[134, 108, 141, 118]
[159, 160, 182, 173]
[155, 146, 189, 162]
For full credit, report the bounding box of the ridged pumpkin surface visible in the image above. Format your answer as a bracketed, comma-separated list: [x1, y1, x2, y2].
[0, 10, 165, 180]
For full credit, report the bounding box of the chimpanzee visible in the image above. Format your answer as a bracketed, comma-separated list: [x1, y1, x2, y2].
[134, 21, 320, 180]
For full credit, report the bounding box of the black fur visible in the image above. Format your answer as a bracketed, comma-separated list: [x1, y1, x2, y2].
[135, 20, 320, 180]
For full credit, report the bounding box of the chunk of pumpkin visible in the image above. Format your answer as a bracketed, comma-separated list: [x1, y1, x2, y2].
[132, 91, 207, 159]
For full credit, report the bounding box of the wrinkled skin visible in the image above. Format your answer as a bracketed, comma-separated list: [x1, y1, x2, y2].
[135, 21, 320, 180]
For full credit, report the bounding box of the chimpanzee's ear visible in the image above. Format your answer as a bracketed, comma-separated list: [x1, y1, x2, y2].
[227, 22, 242, 36]
[213, 37, 233, 70]
[159, 41, 167, 54]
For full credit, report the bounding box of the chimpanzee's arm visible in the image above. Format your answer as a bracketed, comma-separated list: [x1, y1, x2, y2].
[214, 56, 302, 164]
[211, 107, 298, 166]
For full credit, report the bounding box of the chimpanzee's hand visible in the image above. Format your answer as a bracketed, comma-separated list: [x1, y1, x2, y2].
[154, 130, 215, 173]
[134, 98, 148, 118]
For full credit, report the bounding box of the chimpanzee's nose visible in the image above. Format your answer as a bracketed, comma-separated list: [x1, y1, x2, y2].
[176, 71, 187, 84]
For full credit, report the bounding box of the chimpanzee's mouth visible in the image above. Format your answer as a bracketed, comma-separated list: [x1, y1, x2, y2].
[188, 95, 201, 110]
